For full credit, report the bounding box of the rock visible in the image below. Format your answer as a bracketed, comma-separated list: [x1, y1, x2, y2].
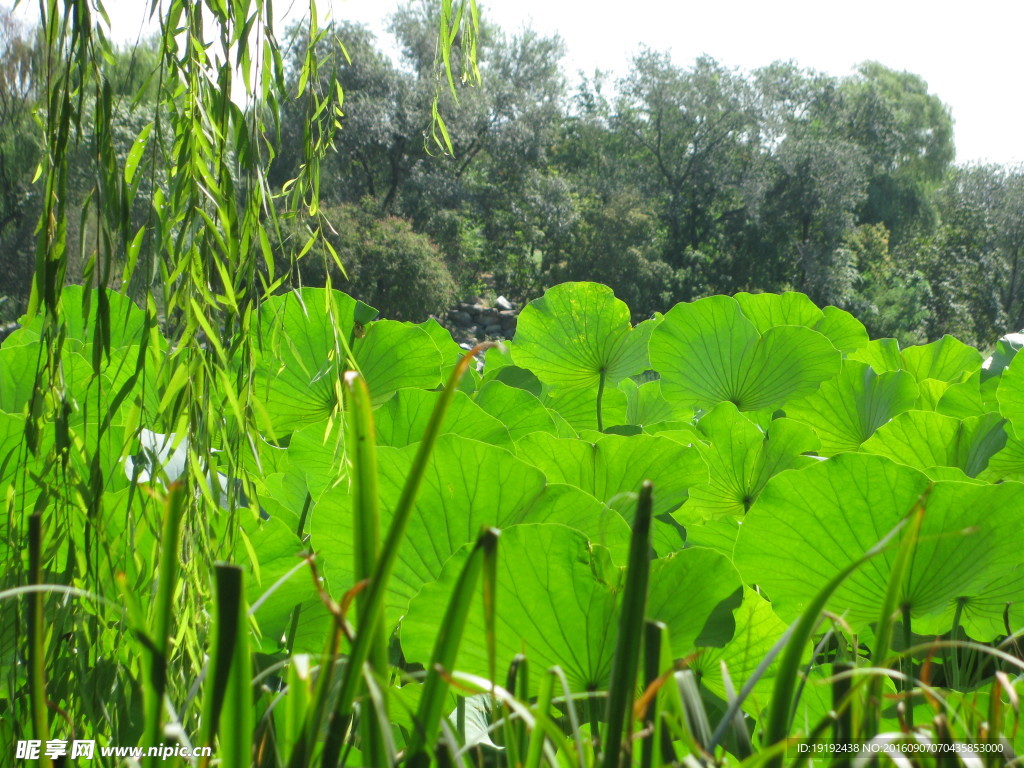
[496, 295, 514, 311]
[480, 306, 499, 319]
[498, 309, 517, 319]
[448, 310, 474, 327]
[483, 323, 503, 336]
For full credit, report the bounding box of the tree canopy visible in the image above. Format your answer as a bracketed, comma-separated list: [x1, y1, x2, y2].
[0, 2, 1020, 348]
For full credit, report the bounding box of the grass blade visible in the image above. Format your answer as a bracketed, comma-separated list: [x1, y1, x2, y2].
[211, 565, 253, 768]
[321, 343, 495, 766]
[602, 480, 654, 768]
[763, 510, 915, 768]
[27, 512, 53, 768]
[861, 492, 928, 739]
[406, 527, 501, 768]
[344, 370, 389, 767]
[525, 670, 557, 768]
[141, 482, 186, 765]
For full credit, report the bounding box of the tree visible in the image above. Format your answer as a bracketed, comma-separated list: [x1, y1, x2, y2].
[390, 1, 569, 292]
[0, 6, 41, 320]
[922, 164, 1024, 342]
[844, 223, 933, 344]
[765, 133, 868, 304]
[555, 188, 674, 315]
[835, 62, 955, 242]
[271, 3, 569, 297]
[613, 52, 763, 291]
[273, 21, 417, 211]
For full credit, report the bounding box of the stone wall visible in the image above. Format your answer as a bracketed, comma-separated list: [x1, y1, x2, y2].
[438, 295, 520, 346]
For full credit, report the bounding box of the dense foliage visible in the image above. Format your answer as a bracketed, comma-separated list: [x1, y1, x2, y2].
[5, 280, 1024, 765]
[5, 1, 1024, 766]
[4, 3, 1024, 345]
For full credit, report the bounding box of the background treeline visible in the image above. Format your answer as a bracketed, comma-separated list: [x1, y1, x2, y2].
[3, 2, 1024, 346]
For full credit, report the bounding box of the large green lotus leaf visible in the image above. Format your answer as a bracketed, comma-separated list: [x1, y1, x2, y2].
[52, 429, 127, 572]
[402, 524, 620, 694]
[0, 411, 24, 480]
[938, 371, 993, 420]
[518, 483, 632, 564]
[980, 428, 1024, 482]
[74, 343, 168, 429]
[862, 410, 1007, 478]
[313, 434, 548, 627]
[691, 588, 798, 718]
[0, 412, 51, 520]
[480, 343, 545, 395]
[542, 385, 627, 432]
[650, 295, 840, 411]
[999, 350, 1024, 438]
[643, 420, 703, 446]
[848, 337, 902, 373]
[473, 380, 557, 441]
[0, 346, 123, 430]
[680, 403, 819, 524]
[814, 305, 870, 353]
[646, 547, 743, 652]
[914, 378, 952, 410]
[683, 517, 742, 557]
[481, 342, 513, 376]
[419, 317, 481, 394]
[1, 332, 163, 427]
[784, 360, 918, 456]
[697, 587, 844, 727]
[418, 317, 465, 380]
[286, 418, 347, 499]
[619, 379, 693, 427]
[511, 282, 649, 391]
[253, 289, 371, 429]
[1, 345, 73, 414]
[901, 335, 982, 383]
[403, 525, 739, 695]
[915, 566, 1024, 641]
[733, 291, 822, 332]
[650, 518, 686, 557]
[0, 344, 43, 414]
[375, 388, 512, 449]
[241, 433, 290, 479]
[982, 330, 1024, 381]
[734, 454, 1024, 629]
[353, 320, 444, 403]
[6, 285, 154, 351]
[514, 432, 707, 517]
[253, 289, 439, 434]
[492, 366, 543, 397]
[253, 471, 306, 531]
[479, 341, 541, 396]
[733, 292, 867, 353]
[233, 514, 330, 654]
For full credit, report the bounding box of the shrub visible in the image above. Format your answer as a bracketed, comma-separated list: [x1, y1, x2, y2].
[553, 190, 676, 315]
[277, 201, 457, 320]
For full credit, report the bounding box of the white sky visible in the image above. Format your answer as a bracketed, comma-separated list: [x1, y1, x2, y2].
[13, 0, 1024, 166]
